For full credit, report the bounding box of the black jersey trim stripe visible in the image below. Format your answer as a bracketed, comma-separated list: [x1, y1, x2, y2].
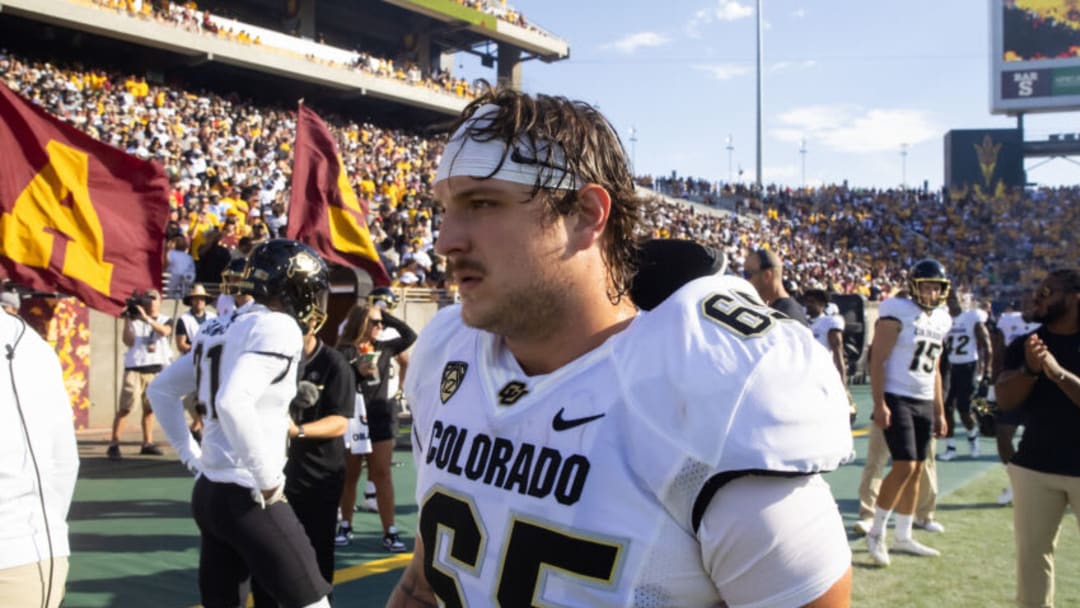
[691, 469, 817, 533]
[249, 351, 294, 384]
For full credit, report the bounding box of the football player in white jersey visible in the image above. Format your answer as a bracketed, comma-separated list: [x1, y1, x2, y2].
[388, 88, 853, 607]
[805, 289, 847, 385]
[939, 290, 992, 460]
[863, 259, 953, 566]
[148, 239, 333, 608]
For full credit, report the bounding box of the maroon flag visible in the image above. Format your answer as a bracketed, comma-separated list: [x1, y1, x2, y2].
[0, 81, 170, 315]
[288, 103, 389, 286]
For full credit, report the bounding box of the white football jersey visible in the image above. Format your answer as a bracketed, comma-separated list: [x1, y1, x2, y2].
[809, 313, 845, 351]
[405, 275, 852, 607]
[149, 303, 301, 490]
[946, 309, 987, 365]
[998, 311, 1040, 347]
[879, 296, 952, 400]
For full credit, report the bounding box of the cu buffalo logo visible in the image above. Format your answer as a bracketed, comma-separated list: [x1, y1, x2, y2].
[440, 361, 468, 404]
[497, 381, 529, 406]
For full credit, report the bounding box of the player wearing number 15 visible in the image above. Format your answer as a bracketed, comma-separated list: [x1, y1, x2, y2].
[148, 239, 333, 608]
[863, 259, 953, 566]
[388, 87, 854, 607]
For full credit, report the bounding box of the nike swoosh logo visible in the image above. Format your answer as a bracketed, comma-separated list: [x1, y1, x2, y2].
[552, 408, 606, 431]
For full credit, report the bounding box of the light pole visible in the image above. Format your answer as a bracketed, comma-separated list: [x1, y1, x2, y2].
[755, 0, 764, 191]
[900, 142, 908, 189]
[799, 138, 807, 188]
[726, 134, 734, 184]
[629, 126, 638, 176]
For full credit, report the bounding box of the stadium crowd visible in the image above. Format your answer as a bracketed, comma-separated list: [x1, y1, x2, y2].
[2, 47, 1077, 307]
[85, 0, 481, 100]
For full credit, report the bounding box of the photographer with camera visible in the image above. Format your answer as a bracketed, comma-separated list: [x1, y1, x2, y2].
[107, 289, 173, 460]
[249, 321, 353, 607]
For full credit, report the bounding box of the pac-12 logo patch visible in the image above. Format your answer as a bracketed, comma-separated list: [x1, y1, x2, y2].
[440, 361, 468, 404]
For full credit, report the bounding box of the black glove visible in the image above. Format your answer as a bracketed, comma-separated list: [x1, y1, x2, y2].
[629, 239, 728, 311]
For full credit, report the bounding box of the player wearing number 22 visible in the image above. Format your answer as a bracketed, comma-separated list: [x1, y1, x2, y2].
[388, 86, 854, 608]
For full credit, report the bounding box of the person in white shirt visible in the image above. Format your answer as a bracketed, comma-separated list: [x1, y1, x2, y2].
[107, 289, 173, 460]
[388, 87, 852, 607]
[148, 239, 333, 608]
[0, 307, 79, 608]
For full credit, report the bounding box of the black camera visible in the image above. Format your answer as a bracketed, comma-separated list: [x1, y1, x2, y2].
[124, 291, 155, 319]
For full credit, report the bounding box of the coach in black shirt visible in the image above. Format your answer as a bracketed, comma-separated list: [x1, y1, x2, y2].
[995, 268, 1080, 608]
[252, 330, 354, 607]
[742, 248, 810, 326]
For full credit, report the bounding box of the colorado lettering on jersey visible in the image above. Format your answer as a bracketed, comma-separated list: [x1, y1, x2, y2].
[914, 325, 948, 341]
[425, 420, 590, 506]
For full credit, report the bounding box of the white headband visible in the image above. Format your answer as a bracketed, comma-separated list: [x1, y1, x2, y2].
[435, 104, 582, 191]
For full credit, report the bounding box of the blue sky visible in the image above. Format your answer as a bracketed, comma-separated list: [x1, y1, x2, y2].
[457, 0, 1078, 189]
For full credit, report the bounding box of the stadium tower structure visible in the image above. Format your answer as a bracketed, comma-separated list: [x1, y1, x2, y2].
[0, 0, 569, 128]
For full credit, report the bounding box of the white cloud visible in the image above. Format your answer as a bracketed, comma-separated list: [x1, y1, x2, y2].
[686, 0, 754, 37]
[771, 105, 939, 153]
[791, 8, 807, 18]
[694, 63, 751, 80]
[602, 31, 670, 54]
[771, 59, 817, 72]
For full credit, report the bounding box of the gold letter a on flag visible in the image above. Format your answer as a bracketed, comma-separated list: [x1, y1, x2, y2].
[1, 140, 114, 295]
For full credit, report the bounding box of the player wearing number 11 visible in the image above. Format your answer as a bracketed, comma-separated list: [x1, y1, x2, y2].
[388, 86, 854, 607]
[863, 259, 953, 566]
[149, 239, 333, 608]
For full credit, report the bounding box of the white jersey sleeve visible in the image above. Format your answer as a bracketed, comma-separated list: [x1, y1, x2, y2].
[147, 352, 202, 470]
[206, 309, 302, 490]
[614, 276, 853, 534]
[810, 314, 845, 350]
[700, 475, 850, 607]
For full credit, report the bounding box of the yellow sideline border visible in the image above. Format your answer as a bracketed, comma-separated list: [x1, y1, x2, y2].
[191, 427, 869, 606]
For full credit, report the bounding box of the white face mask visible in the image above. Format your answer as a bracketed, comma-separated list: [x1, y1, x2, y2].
[434, 104, 583, 191]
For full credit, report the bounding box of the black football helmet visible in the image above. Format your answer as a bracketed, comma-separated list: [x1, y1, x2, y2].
[908, 259, 950, 310]
[239, 239, 329, 332]
[367, 286, 399, 310]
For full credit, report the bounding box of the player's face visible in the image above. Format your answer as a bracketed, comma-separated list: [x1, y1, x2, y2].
[805, 298, 823, 317]
[917, 282, 942, 307]
[434, 176, 574, 339]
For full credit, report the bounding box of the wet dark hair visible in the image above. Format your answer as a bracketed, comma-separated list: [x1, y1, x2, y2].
[445, 84, 642, 302]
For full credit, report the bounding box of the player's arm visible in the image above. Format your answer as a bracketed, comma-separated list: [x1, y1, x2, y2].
[147, 353, 202, 473]
[995, 334, 1039, 410]
[933, 349, 947, 438]
[698, 475, 852, 607]
[175, 321, 192, 354]
[216, 349, 294, 494]
[974, 321, 992, 381]
[386, 535, 438, 607]
[869, 318, 900, 428]
[827, 328, 846, 385]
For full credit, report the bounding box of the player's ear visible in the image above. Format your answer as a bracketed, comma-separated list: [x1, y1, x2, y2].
[568, 184, 610, 250]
